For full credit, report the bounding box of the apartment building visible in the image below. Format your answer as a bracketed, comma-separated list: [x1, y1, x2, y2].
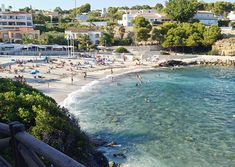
[65, 28, 103, 45]
[0, 4, 40, 43]
[118, 10, 171, 27]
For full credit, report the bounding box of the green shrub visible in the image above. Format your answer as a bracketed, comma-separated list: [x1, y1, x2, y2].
[218, 20, 230, 27]
[0, 79, 107, 166]
[113, 38, 132, 46]
[208, 49, 219, 55]
[115, 47, 129, 53]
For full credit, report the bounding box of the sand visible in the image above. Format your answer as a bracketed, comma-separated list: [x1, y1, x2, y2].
[1, 54, 235, 104]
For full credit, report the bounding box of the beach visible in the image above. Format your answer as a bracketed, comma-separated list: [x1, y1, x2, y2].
[1, 54, 235, 103]
[0, 55, 155, 103]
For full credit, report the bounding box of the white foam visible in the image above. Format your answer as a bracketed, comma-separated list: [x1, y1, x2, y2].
[61, 67, 154, 110]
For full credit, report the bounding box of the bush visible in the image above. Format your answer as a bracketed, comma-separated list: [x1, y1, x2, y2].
[115, 47, 129, 53]
[230, 22, 235, 29]
[113, 38, 132, 46]
[208, 49, 219, 55]
[0, 79, 107, 166]
[218, 20, 230, 27]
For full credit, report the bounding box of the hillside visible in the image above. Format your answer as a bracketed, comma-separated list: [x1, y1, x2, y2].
[0, 78, 108, 167]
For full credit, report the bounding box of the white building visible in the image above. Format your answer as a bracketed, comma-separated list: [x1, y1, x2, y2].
[65, 28, 103, 45]
[193, 11, 218, 26]
[228, 11, 235, 22]
[0, 4, 39, 42]
[118, 10, 170, 27]
[101, 8, 107, 17]
[80, 21, 108, 27]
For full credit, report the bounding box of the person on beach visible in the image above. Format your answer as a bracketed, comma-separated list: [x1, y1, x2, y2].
[83, 72, 87, 79]
[111, 68, 113, 74]
[71, 76, 74, 84]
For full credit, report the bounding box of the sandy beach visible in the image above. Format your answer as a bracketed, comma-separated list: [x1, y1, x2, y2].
[1, 54, 235, 104]
[0, 55, 156, 103]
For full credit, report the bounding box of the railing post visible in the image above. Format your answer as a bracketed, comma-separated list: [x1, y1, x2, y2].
[9, 121, 26, 167]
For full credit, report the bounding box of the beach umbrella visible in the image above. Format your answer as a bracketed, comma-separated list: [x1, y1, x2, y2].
[31, 69, 39, 74]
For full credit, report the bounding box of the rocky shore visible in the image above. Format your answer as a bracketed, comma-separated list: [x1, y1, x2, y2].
[212, 38, 235, 56]
[155, 56, 235, 67]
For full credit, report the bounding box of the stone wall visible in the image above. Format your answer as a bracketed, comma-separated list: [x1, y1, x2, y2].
[212, 38, 235, 56]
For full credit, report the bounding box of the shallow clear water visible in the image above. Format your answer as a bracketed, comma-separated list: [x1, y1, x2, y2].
[64, 66, 235, 167]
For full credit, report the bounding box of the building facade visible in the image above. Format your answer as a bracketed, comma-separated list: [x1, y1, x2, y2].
[0, 5, 39, 43]
[65, 28, 103, 45]
[193, 11, 218, 26]
[118, 10, 170, 27]
[228, 11, 235, 22]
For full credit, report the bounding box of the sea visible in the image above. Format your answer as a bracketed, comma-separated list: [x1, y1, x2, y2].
[63, 66, 235, 167]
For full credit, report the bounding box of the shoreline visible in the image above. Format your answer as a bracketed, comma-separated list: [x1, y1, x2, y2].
[1, 54, 235, 104]
[1, 54, 235, 166]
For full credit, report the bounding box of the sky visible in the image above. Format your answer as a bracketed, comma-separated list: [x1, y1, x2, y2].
[1, 0, 235, 11]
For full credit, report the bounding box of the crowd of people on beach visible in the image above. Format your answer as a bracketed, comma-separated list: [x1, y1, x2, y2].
[13, 75, 26, 83]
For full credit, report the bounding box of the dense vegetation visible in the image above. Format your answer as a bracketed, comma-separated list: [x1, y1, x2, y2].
[0, 79, 107, 166]
[152, 22, 221, 52]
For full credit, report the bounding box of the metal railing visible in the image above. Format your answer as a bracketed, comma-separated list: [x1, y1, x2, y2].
[0, 121, 85, 167]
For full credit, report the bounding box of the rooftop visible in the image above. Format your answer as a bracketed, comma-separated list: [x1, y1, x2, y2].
[66, 28, 102, 33]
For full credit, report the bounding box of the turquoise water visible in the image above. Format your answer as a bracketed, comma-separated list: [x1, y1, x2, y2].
[64, 67, 235, 167]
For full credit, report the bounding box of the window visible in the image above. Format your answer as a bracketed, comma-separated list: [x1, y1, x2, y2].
[9, 22, 15, 25]
[0, 22, 7, 25]
[27, 17, 32, 20]
[27, 22, 32, 26]
[95, 34, 100, 38]
[17, 22, 26, 26]
[16, 16, 25, 20]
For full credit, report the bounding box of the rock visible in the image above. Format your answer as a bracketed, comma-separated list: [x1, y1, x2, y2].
[90, 138, 107, 147]
[109, 161, 121, 167]
[157, 60, 197, 67]
[109, 161, 115, 167]
[113, 152, 126, 159]
[212, 38, 235, 56]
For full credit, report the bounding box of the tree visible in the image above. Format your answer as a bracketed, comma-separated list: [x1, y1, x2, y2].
[54, 7, 63, 14]
[135, 28, 151, 42]
[151, 28, 161, 42]
[19, 7, 32, 13]
[107, 7, 123, 21]
[165, 0, 196, 22]
[203, 25, 221, 46]
[132, 16, 152, 31]
[79, 3, 91, 13]
[212, 1, 233, 16]
[131, 5, 151, 10]
[107, 7, 118, 18]
[100, 32, 114, 46]
[8, 6, 13, 11]
[78, 34, 91, 51]
[118, 26, 126, 39]
[155, 3, 164, 13]
[33, 12, 50, 24]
